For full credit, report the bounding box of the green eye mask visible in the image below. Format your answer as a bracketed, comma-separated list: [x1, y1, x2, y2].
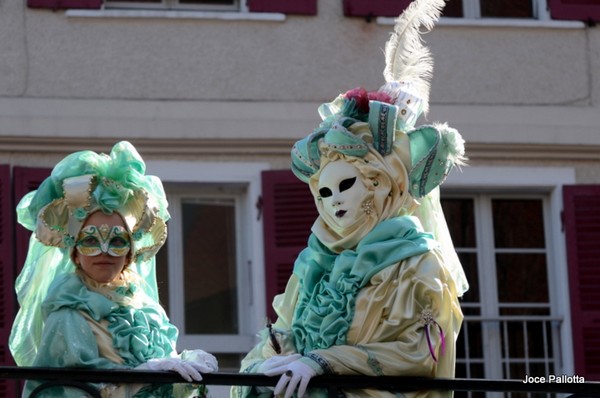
[76, 224, 131, 257]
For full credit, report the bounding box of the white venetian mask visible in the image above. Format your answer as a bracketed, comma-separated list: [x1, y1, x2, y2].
[317, 160, 370, 229]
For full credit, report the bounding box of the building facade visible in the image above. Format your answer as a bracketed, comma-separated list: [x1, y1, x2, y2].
[1, 0, 599, 396]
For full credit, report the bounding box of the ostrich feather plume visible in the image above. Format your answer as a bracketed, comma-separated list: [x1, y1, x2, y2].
[382, 0, 446, 114]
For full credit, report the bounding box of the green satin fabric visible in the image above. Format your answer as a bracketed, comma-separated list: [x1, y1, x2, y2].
[40, 273, 179, 366]
[291, 215, 438, 354]
[24, 273, 180, 397]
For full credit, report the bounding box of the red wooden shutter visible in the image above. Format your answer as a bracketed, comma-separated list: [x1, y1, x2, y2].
[549, 0, 600, 22]
[248, 0, 317, 15]
[343, 0, 412, 17]
[261, 170, 317, 321]
[13, 167, 52, 274]
[0, 165, 18, 397]
[564, 185, 600, 380]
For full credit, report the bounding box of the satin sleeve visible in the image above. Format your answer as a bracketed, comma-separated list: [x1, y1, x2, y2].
[34, 308, 123, 369]
[307, 249, 462, 379]
[24, 308, 125, 398]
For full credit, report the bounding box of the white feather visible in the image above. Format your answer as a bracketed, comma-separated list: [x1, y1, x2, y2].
[382, 0, 446, 114]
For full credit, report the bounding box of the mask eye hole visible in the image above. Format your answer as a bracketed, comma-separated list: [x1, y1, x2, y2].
[319, 187, 333, 198]
[339, 177, 356, 193]
[110, 237, 129, 248]
[80, 236, 99, 247]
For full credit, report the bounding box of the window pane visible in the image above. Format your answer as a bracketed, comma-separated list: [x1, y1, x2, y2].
[456, 321, 484, 359]
[215, 353, 246, 372]
[155, 234, 170, 314]
[500, 320, 555, 361]
[496, 253, 549, 305]
[493, 199, 545, 248]
[441, 198, 480, 311]
[179, 0, 233, 4]
[441, 198, 476, 248]
[442, 0, 463, 17]
[109, 0, 161, 3]
[458, 252, 480, 305]
[480, 0, 534, 18]
[106, 0, 236, 9]
[182, 199, 238, 334]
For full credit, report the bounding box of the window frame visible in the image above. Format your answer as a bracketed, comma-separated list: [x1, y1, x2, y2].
[105, 0, 239, 12]
[145, 160, 269, 354]
[166, 188, 246, 347]
[375, 0, 585, 28]
[443, 165, 576, 376]
[57, 0, 316, 15]
[458, 0, 550, 20]
[344, 0, 549, 19]
[443, 192, 557, 380]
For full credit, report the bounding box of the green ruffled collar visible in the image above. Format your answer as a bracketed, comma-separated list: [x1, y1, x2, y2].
[291, 215, 438, 354]
[42, 273, 178, 366]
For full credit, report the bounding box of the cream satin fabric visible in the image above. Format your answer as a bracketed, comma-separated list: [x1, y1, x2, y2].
[238, 248, 463, 398]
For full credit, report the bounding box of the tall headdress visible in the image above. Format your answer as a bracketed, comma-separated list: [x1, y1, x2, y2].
[9, 141, 170, 366]
[291, 0, 469, 295]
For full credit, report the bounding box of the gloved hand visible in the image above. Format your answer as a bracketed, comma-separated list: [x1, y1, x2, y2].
[181, 349, 219, 373]
[258, 354, 302, 374]
[266, 360, 316, 398]
[136, 357, 208, 382]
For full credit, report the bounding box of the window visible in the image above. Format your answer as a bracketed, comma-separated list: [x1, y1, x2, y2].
[442, 194, 562, 395]
[29, 0, 316, 14]
[102, 0, 317, 13]
[147, 160, 268, 374]
[105, 0, 239, 12]
[156, 183, 251, 370]
[157, 185, 244, 336]
[344, 0, 555, 20]
[442, 0, 545, 19]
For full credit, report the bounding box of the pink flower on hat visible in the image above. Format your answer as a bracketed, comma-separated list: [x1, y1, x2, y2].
[344, 87, 394, 115]
[343, 87, 370, 114]
[367, 91, 393, 104]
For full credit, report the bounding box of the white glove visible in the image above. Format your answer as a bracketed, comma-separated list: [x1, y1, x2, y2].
[136, 357, 208, 382]
[181, 349, 219, 373]
[258, 354, 302, 374]
[267, 360, 316, 398]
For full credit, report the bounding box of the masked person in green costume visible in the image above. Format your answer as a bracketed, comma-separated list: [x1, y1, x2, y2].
[9, 141, 218, 398]
[232, 0, 468, 397]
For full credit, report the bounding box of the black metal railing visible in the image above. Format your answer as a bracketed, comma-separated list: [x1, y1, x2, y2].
[2, 367, 600, 398]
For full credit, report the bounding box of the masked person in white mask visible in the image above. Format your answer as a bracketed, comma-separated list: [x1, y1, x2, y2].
[232, 0, 469, 397]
